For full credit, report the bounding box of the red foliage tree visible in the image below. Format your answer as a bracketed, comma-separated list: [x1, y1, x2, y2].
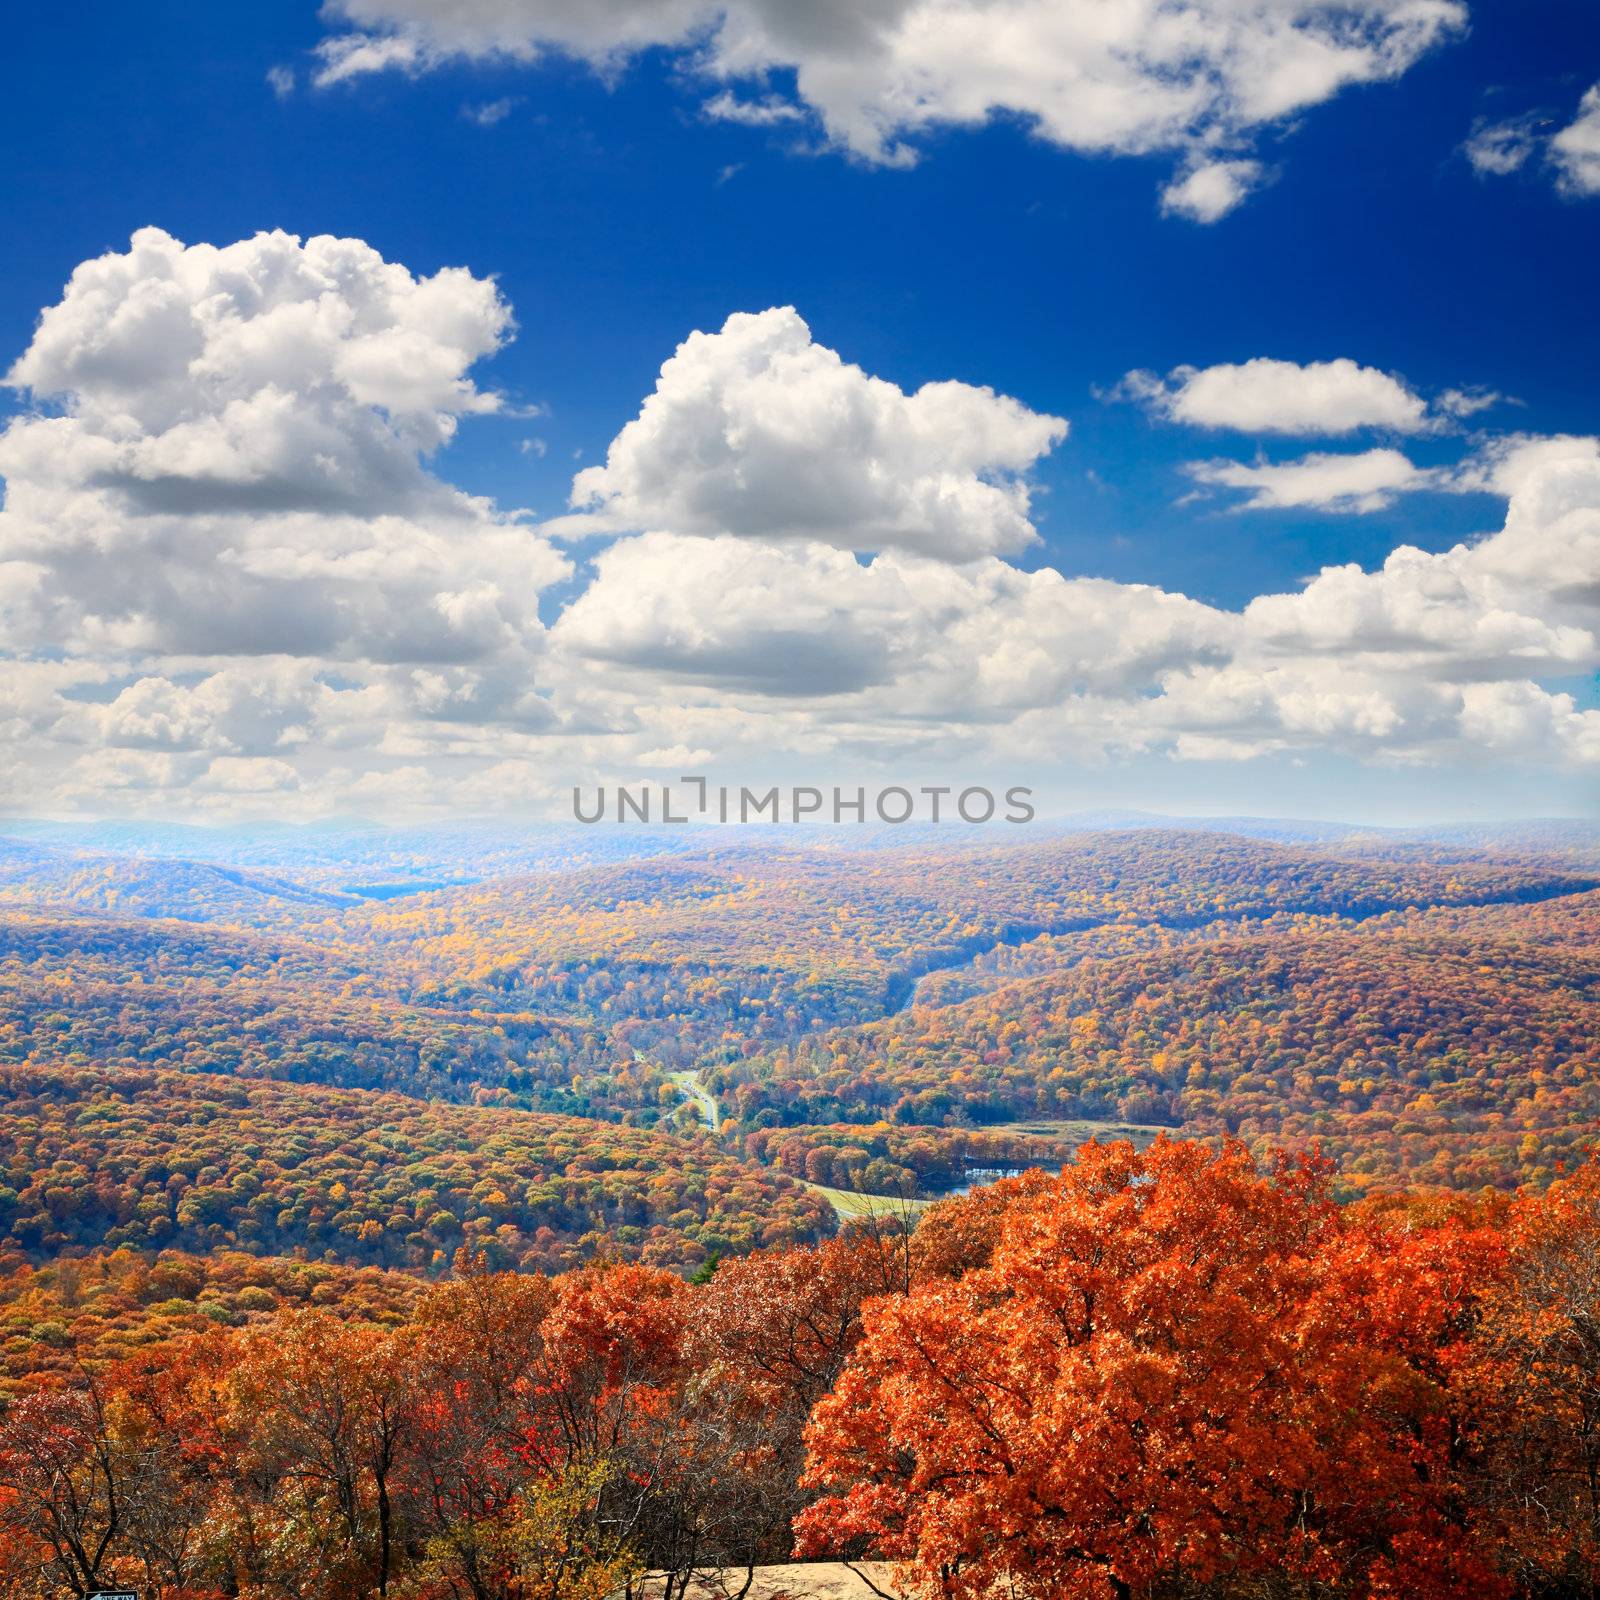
[1465, 1158, 1600, 1593]
[797, 1138, 1508, 1600]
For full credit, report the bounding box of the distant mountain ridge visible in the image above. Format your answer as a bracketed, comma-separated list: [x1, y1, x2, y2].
[0, 846, 356, 922]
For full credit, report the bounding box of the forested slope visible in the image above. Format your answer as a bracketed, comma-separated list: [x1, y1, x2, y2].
[0, 1062, 832, 1272]
[318, 833, 1597, 1053]
[0, 1248, 422, 1395]
[722, 909, 1600, 1188]
[0, 910, 629, 1113]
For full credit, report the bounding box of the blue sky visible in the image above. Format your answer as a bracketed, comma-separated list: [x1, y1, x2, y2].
[2, 0, 1598, 823]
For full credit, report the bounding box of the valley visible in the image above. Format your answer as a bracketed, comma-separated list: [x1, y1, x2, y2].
[4, 818, 1596, 1226]
[2, 816, 1599, 1597]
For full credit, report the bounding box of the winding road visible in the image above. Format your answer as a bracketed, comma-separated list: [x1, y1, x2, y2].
[670, 1069, 721, 1135]
[629, 1047, 722, 1137]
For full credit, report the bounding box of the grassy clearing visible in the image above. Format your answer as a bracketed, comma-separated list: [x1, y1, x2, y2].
[990, 1117, 1170, 1148]
[805, 1183, 934, 1222]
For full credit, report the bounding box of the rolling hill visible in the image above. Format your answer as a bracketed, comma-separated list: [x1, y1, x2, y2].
[0, 1061, 834, 1273]
[718, 900, 1600, 1190]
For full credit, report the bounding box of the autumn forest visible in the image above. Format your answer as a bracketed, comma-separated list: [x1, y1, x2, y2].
[2, 817, 1600, 1600]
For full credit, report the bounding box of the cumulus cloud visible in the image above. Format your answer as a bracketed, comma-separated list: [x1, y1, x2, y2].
[1185, 447, 1436, 512]
[1160, 160, 1266, 223]
[1454, 437, 1600, 614]
[198, 756, 305, 795]
[8, 229, 509, 448]
[1147, 437, 1600, 764]
[308, 0, 1466, 216]
[1456, 680, 1600, 765]
[5, 233, 1600, 818]
[0, 227, 567, 665]
[1447, 432, 1600, 500]
[554, 532, 1234, 710]
[1151, 661, 1600, 769]
[1242, 546, 1594, 676]
[547, 457, 1600, 776]
[54, 664, 347, 758]
[556, 535, 900, 696]
[1551, 83, 1600, 197]
[1121, 358, 1432, 435]
[10, 423, 1600, 813]
[553, 307, 1066, 561]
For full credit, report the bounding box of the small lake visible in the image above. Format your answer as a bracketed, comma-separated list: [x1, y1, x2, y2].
[937, 1163, 1066, 1198]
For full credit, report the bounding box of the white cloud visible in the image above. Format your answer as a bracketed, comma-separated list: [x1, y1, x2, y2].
[546, 424, 1600, 773]
[3, 225, 510, 511]
[1124, 357, 1431, 435]
[554, 307, 1066, 561]
[1453, 438, 1600, 625]
[10, 415, 1600, 814]
[1462, 83, 1600, 199]
[62, 749, 198, 796]
[702, 91, 805, 128]
[1457, 680, 1600, 765]
[200, 756, 304, 795]
[1152, 661, 1600, 769]
[1551, 83, 1600, 197]
[1447, 432, 1600, 498]
[5, 239, 1600, 819]
[634, 744, 715, 768]
[0, 227, 567, 665]
[553, 530, 1235, 714]
[1146, 438, 1600, 765]
[313, 31, 427, 84]
[1463, 113, 1543, 177]
[1160, 160, 1266, 223]
[266, 65, 296, 99]
[1241, 544, 1594, 676]
[557, 535, 902, 696]
[71, 666, 325, 755]
[1185, 447, 1435, 512]
[463, 96, 518, 126]
[1434, 386, 1504, 420]
[309, 0, 1467, 216]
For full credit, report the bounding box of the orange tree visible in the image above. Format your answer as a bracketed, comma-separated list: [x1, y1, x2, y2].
[797, 1137, 1507, 1600]
[1465, 1159, 1600, 1594]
